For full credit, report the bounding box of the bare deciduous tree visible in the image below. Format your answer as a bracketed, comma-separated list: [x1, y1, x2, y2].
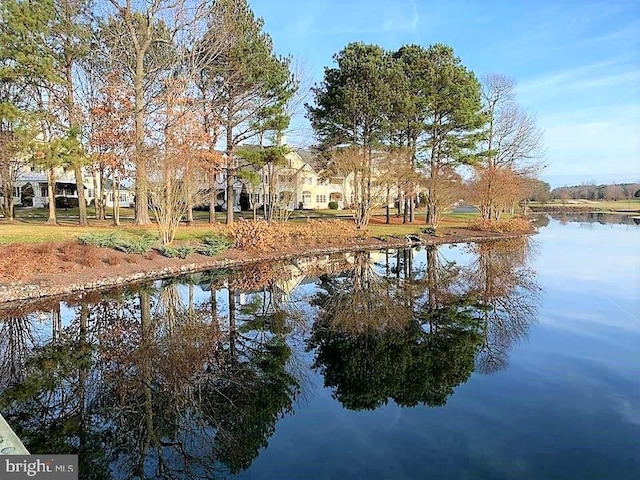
[475, 74, 545, 219]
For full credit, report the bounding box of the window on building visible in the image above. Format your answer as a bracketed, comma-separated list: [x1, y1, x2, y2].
[13, 186, 20, 197]
[305, 177, 313, 185]
[87, 188, 94, 198]
[316, 195, 326, 203]
[40, 186, 48, 197]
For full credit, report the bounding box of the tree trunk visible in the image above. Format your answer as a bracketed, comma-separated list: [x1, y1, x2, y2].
[386, 185, 390, 224]
[209, 168, 217, 224]
[403, 197, 409, 224]
[46, 168, 57, 225]
[268, 163, 276, 222]
[73, 163, 88, 225]
[3, 181, 14, 222]
[409, 194, 415, 223]
[7, 194, 14, 222]
[187, 191, 194, 226]
[112, 178, 120, 226]
[94, 172, 105, 220]
[225, 124, 234, 225]
[134, 52, 150, 225]
[1, 180, 7, 220]
[225, 165, 234, 225]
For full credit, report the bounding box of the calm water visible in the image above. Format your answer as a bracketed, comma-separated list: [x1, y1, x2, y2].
[0, 214, 638, 479]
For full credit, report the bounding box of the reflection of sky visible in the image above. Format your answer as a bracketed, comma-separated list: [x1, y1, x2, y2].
[536, 219, 640, 321]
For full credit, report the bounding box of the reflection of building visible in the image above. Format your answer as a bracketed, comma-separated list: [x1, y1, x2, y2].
[274, 251, 385, 296]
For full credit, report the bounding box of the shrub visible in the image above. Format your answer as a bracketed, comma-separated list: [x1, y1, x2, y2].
[467, 217, 534, 234]
[55, 196, 79, 208]
[114, 235, 156, 254]
[421, 226, 436, 236]
[226, 219, 284, 251]
[213, 219, 359, 252]
[198, 234, 233, 256]
[288, 219, 358, 245]
[78, 232, 156, 254]
[78, 232, 120, 248]
[328, 201, 339, 210]
[156, 245, 195, 259]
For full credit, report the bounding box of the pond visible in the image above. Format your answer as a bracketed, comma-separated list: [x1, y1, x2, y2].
[0, 214, 638, 479]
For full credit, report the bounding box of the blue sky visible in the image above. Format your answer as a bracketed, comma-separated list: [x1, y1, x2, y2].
[249, 0, 639, 187]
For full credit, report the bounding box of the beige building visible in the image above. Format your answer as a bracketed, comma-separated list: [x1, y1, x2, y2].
[245, 148, 349, 210]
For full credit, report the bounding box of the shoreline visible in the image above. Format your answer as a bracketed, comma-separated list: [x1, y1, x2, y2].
[0, 231, 530, 308]
[528, 206, 639, 214]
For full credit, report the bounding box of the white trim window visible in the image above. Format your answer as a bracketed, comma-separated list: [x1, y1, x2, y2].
[316, 195, 326, 204]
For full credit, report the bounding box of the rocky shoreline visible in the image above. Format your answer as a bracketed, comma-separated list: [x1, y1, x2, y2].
[0, 231, 529, 308]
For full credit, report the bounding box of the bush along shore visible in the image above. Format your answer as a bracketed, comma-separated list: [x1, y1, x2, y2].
[0, 219, 535, 306]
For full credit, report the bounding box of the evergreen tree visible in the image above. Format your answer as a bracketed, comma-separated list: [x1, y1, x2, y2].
[420, 44, 486, 227]
[198, 0, 296, 225]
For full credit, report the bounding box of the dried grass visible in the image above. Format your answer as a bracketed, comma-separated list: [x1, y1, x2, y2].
[467, 217, 535, 234]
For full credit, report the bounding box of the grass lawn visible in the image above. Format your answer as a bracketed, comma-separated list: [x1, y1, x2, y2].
[0, 206, 480, 245]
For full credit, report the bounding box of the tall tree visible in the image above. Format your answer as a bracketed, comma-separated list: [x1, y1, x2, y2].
[52, 0, 92, 226]
[307, 42, 401, 228]
[100, 0, 179, 225]
[1, 0, 94, 225]
[391, 45, 433, 222]
[198, 0, 295, 225]
[89, 71, 134, 225]
[0, 0, 60, 223]
[475, 74, 544, 220]
[420, 44, 486, 228]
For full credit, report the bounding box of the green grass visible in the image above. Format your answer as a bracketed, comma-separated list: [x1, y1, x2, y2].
[78, 231, 156, 253]
[0, 206, 480, 247]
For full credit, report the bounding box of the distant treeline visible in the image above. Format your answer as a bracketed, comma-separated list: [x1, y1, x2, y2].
[551, 183, 640, 201]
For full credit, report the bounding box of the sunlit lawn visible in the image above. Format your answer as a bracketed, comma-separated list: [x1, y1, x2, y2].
[0, 206, 480, 245]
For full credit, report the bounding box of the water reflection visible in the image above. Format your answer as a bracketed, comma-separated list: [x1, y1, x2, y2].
[541, 211, 640, 226]
[309, 240, 540, 410]
[0, 286, 301, 477]
[0, 240, 540, 478]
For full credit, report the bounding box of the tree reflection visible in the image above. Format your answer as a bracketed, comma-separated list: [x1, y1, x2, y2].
[309, 248, 483, 410]
[310, 241, 540, 410]
[312, 251, 415, 334]
[464, 238, 541, 373]
[0, 280, 300, 479]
